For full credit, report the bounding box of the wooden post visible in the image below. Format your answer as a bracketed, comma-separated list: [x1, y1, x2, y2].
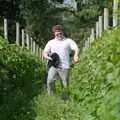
[22, 29, 25, 48]
[26, 34, 29, 49]
[86, 39, 89, 49]
[38, 47, 40, 58]
[83, 40, 86, 51]
[91, 28, 95, 42]
[39, 48, 41, 58]
[84, 40, 88, 51]
[39, 48, 42, 58]
[4, 18, 8, 39]
[38, 45, 40, 57]
[89, 34, 92, 44]
[36, 44, 38, 55]
[35, 43, 36, 54]
[99, 16, 103, 37]
[83, 43, 85, 52]
[33, 41, 36, 53]
[41, 49, 44, 60]
[37, 45, 39, 55]
[113, 0, 119, 27]
[16, 22, 20, 45]
[88, 37, 90, 48]
[104, 8, 109, 30]
[96, 21, 99, 39]
[30, 37, 33, 52]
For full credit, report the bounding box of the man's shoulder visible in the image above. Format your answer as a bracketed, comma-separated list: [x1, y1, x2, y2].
[65, 38, 74, 43]
[47, 39, 55, 44]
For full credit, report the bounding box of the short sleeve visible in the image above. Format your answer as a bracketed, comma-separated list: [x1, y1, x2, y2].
[43, 41, 51, 53]
[69, 39, 78, 51]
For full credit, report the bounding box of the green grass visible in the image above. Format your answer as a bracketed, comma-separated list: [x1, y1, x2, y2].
[0, 36, 45, 120]
[1, 27, 120, 120]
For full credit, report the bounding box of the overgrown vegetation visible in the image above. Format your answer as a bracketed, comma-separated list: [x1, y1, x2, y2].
[0, 36, 45, 120]
[32, 28, 120, 120]
[70, 28, 120, 120]
[0, 27, 120, 120]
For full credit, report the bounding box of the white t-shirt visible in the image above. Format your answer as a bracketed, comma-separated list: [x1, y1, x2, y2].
[44, 38, 78, 69]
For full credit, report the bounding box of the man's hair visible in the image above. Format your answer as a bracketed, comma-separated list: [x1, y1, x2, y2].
[52, 24, 63, 33]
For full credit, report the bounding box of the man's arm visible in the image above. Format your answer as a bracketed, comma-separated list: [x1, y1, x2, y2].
[43, 42, 52, 60]
[70, 40, 79, 64]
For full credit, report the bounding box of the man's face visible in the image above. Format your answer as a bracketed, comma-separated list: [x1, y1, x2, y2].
[54, 31, 64, 40]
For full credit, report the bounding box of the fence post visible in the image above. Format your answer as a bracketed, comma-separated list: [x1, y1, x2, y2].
[84, 39, 88, 51]
[4, 18, 8, 39]
[96, 21, 99, 38]
[104, 8, 109, 30]
[83, 41, 85, 51]
[87, 37, 90, 48]
[99, 16, 103, 37]
[38, 47, 41, 58]
[22, 29, 25, 47]
[41, 49, 44, 60]
[36, 44, 38, 55]
[39, 48, 42, 58]
[16, 22, 20, 45]
[26, 34, 29, 49]
[113, 0, 119, 27]
[33, 41, 36, 53]
[89, 34, 92, 44]
[38, 45, 40, 57]
[91, 28, 95, 42]
[30, 37, 33, 52]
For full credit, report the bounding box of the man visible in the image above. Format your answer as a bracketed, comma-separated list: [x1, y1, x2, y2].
[43, 25, 79, 97]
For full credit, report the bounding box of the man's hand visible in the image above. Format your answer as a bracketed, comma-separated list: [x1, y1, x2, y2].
[72, 55, 79, 64]
[47, 56, 52, 61]
[43, 52, 52, 61]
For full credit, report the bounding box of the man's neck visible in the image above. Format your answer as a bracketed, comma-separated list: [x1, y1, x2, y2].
[54, 36, 65, 41]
